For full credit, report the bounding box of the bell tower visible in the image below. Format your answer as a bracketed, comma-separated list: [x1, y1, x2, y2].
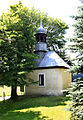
[35, 19, 47, 52]
[35, 19, 47, 43]
[34, 19, 47, 66]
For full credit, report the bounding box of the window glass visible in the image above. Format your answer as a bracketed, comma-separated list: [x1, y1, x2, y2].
[39, 74, 44, 86]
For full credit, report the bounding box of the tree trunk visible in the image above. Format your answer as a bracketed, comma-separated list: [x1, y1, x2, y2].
[11, 80, 18, 100]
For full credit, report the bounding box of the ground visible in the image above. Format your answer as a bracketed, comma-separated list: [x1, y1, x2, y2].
[0, 96, 71, 120]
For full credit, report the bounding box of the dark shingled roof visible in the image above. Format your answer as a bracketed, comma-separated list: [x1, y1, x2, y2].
[35, 51, 69, 68]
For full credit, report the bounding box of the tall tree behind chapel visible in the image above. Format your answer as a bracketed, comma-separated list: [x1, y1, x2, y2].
[68, 3, 83, 120]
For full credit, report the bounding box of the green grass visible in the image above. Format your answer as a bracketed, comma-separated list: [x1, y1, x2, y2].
[0, 96, 71, 120]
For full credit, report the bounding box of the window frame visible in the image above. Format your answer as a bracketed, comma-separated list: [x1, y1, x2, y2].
[38, 73, 45, 87]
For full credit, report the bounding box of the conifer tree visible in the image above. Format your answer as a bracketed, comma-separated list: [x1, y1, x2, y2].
[68, 5, 83, 120]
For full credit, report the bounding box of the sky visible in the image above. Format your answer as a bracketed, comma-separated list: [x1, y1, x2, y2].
[0, 0, 82, 37]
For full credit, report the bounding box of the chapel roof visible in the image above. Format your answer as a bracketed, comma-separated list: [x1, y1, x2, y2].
[35, 51, 69, 69]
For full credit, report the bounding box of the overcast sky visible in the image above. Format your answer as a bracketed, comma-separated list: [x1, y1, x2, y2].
[0, 0, 82, 37]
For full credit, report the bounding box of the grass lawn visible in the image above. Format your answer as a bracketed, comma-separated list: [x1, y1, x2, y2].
[0, 96, 71, 120]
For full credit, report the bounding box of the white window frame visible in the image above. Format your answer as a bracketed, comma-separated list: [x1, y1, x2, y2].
[38, 73, 45, 87]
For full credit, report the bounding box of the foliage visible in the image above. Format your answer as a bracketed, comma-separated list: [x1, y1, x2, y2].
[68, 5, 83, 120]
[0, 2, 68, 56]
[0, 2, 37, 99]
[0, 96, 71, 120]
[69, 5, 83, 73]
[46, 18, 68, 53]
[68, 78, 83, 120]
[46, 18, 70, 64]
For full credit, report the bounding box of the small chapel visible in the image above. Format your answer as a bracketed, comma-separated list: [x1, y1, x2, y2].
[25, 19, 71, 96]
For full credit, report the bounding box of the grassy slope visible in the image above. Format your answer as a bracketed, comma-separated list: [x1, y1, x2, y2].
[0, 96, 71, 120]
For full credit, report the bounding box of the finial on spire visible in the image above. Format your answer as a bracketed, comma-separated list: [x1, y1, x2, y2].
[40, 18, 42, 27]
[36, 18, 46, 34]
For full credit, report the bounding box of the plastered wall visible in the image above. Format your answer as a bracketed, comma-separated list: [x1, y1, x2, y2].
[25, 68, 71, 96]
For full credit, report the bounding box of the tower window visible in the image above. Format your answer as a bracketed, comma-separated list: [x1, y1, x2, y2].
[38, 73, 45, 86]
[41, 36, 43, 42]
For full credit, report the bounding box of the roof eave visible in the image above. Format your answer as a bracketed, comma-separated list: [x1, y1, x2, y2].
[33, 66, 69, 70]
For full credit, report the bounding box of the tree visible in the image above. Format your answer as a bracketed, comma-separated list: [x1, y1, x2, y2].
[69, 5, 83, 72]
[68, 5, 83, 120]
[0, 2, 68, 99]
[0, 2, 37, 100]
[0, 2, 68, 58]
[0, 41, 36, 99]
[42, 14, 69, 64]
[47, 18, 68, 54]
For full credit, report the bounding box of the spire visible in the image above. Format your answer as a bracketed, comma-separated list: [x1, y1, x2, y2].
[35, 18, 47, 43]
[36, 19, 46, 34]
[40, 19, 42, 27]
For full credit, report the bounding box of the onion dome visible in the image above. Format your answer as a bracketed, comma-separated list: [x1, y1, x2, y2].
[36, 19, 46, 34]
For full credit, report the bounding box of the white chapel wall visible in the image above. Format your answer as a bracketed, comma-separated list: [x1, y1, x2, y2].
[25, 68, 71, 96]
